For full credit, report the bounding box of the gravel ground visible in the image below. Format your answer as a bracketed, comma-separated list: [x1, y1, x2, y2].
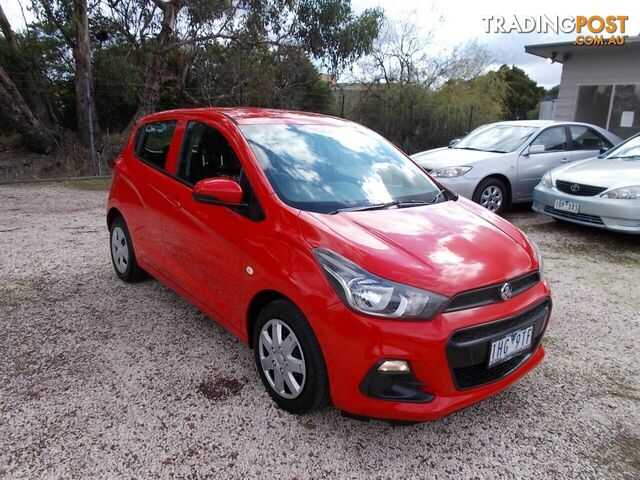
[1, 180, 638, 479]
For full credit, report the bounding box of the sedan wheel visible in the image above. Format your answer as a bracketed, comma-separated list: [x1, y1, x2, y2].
[258, 318, 306, 399]
[479, 185, 503, 212]
[473, 178, 508, 214]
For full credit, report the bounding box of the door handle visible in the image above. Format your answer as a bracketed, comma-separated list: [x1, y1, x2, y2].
[560, 158, 570, 163]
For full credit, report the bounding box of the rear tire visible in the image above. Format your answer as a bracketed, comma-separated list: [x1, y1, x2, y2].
[253, 299, 330, 414]
[473, 177, 508, 214]
[109, 216, 145, 282]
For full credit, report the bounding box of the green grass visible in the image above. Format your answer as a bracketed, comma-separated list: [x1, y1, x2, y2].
[63, 178, 111, 191]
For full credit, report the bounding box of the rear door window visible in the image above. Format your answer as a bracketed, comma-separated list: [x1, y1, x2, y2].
[135, 121, 177, 169]
[568, 125, 612, 150]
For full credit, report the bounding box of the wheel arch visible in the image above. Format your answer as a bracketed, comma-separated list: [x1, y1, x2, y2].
[107, 207, 123, 230]
[246, 290, 289, 348]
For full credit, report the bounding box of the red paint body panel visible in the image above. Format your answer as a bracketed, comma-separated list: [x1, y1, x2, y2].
[107, 107, 551, 421]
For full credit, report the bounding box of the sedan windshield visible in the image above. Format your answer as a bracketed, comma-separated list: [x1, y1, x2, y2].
[454, 125, 538, 153]
[240, 124, 441, 214]
[605, 134, 640, 160]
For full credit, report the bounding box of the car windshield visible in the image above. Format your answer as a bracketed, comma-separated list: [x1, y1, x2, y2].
[453, 125, 538, 153]
[240, 124, 442, 214]
[604, 134, 640, 160]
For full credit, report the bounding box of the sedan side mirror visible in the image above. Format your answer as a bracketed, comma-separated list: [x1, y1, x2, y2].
[193, 178, 246, 206]
[449, 138, 461, 147]
[527, 144, 546, 155]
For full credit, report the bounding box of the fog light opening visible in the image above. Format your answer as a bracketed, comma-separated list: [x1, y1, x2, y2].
[360, 360, 434, 403]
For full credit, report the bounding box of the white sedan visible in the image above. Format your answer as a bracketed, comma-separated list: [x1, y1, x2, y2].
[411, 120, 622, 213]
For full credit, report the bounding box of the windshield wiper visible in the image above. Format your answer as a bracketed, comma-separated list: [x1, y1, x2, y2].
[430, 189, 446, 204]
[453, 147, 507, 153]
[608, 155, 640, 159]
[328, 199, 430, 215]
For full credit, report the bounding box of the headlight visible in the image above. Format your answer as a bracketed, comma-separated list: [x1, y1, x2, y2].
[429, 166, 472, 178]
[540, 171, 553, 188]
[530, 240, 544, 276]
[313, 248, 448, 319]
[601, 186, 640, 199]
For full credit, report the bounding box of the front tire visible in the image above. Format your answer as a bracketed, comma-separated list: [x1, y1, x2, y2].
[109, 216, 145, 282]
[473, 177, 508, 214]
[253, 299, 330, 414]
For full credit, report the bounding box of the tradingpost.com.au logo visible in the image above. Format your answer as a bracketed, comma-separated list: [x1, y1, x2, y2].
[482, 15, 628, 46]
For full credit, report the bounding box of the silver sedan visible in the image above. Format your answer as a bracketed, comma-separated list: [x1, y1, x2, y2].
[533, 133, 640, 234]
[411, 120, 621, 213]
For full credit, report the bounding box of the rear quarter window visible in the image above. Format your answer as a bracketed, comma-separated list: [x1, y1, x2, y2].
[134, 120, 177, 169]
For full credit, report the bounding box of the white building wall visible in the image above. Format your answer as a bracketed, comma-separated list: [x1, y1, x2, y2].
[553, 48, 640, 122]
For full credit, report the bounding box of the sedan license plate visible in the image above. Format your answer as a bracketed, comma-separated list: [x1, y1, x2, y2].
[554, 199, 579, 214]
[488, 326, 534, 368]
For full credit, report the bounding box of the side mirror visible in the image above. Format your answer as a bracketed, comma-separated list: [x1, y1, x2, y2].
[527, 144, 546, 155]
[449, 138, 461, 147]
[193, 178, 246, 206]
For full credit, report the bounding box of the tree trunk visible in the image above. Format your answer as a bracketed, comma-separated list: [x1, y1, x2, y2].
[123, 0, 185, 137]
[0, 5, 56, 128]
[73, 0, 99, 149]
[0, 65, 56, 153]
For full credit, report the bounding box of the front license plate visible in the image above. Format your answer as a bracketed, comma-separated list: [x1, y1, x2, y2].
[488, 326, 534, 368]
[554, 199, 579, 214]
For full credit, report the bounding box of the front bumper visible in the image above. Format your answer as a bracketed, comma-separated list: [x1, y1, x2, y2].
[310, 279, 551, 422]
[533, 185, 640, 234]
[432, 175, 478, 200]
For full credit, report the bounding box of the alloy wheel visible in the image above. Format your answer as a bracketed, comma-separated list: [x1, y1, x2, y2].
[480, 185, 503, 212]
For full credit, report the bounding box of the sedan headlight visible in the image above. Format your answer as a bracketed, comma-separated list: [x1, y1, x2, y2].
[601, 186, 640, 199]
[540, 171, 553, 188]
[429, 166, 472, 178]
[314, 248, 448, 319]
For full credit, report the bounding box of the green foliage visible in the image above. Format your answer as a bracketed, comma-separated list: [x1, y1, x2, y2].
[186, 45, 335, 112]
[493, 65, 544, 120]
[293, 0, 383, 72]
[0, 24, 74, 129]
[350, 75, 508, 153]
[92, 44, 142, 131]
[544, 84, 560, 98]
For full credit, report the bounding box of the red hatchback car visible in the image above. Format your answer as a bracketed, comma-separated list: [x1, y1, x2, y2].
[107, 108, 551, 422]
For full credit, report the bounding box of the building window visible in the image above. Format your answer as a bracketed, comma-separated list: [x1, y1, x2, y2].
[574, 84, 640, 139]
[609, 85, 640, 139]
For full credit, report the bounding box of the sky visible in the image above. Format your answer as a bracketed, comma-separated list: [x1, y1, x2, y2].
[2, 0, 639, 88]
[351, 0, 640, 87]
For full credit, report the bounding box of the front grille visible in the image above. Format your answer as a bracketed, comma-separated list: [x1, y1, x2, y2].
[445, 271, 540, 313]
[453, 355, 526, 390]
[446, 300, 551, 390]
[556, 180, 607, 196]
[543, 206, 604, 225]
[451, 300, 548, 343]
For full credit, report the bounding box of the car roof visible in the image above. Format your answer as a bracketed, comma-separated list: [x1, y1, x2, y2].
[140, 107, 350, 126]
[491, 120, 557, 128]
[491, 120, 610, 129]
